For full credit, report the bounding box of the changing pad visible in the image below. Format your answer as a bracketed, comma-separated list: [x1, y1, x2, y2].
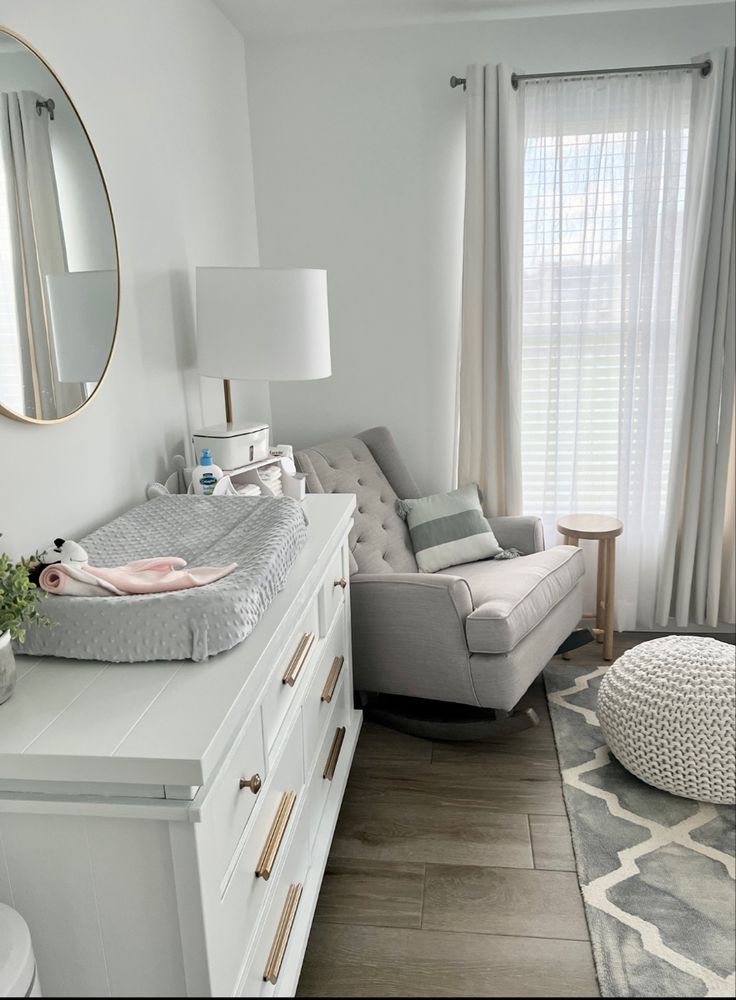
[21, 495, 308, 663]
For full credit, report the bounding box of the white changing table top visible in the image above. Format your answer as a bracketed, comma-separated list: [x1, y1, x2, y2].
[0, 495, 355, 790]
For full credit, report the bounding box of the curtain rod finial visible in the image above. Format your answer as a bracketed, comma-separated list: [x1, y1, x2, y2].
[450, 75, 467, 91]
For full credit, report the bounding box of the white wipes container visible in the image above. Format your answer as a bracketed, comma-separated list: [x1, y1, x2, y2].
[0, 904, 41, 996]
[192, 422, 269, 471]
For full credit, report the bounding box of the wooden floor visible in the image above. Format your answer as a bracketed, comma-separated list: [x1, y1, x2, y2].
[296, 637, 644, 997]
[298, 632, 735, 996]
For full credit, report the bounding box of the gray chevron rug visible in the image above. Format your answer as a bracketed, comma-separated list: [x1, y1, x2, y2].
[544, 660, 735, 998]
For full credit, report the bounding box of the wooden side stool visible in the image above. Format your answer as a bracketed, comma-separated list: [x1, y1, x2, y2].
[556, 514, 623, 661]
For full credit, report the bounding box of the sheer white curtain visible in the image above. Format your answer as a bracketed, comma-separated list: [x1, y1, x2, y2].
[521, 70, 693, 629]
[456, 64, 524, 516]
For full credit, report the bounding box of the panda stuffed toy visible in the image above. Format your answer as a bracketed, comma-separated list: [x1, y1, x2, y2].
[29, 538, 88, 584]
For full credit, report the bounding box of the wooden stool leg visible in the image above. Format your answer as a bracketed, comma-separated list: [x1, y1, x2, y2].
[561, 535, 579, 658]
[595, 538, 607, 642]
[603, 537, 616, 661]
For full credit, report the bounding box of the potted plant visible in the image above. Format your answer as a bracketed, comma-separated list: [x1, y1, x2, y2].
[0, 552, 48, 704]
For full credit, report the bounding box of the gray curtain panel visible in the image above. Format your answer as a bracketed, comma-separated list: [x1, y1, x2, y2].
[656, 48, 736, 627]
[0, 90, 81, 419]
[455, 64, 524, 517]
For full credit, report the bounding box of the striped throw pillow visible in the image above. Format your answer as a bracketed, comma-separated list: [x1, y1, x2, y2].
[397, 484, 502, 573]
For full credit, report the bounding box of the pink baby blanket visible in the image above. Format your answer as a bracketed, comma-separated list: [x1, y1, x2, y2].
[40, 557, 237, 597]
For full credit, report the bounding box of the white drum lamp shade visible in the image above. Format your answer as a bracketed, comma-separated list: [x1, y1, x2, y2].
[196, 267, 331, 382]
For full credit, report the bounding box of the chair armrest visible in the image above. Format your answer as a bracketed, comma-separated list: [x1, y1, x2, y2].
[349, 572, 477, 703]
[488, 516, 544, 555]
[351, 572, 473, 620]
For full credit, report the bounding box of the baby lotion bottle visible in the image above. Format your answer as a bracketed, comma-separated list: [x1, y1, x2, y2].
[192, 449, 223, 495]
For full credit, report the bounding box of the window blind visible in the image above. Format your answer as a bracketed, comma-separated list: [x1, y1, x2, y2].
[520, 71, 692, 627]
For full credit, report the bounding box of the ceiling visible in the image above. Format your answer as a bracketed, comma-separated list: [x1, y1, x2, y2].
[216, 0, 725, 37]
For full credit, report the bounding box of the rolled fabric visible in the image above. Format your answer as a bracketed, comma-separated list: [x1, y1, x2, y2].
[84, 559, 237, 594]
[39, 557, 237, 596]
[39, 565, 113, 597]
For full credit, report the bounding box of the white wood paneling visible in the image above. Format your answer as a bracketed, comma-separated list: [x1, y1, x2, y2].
[0, 830, 15, 908]
[86, 817, 187, 996]
[0, 813, 111, 996]
[0, 661, 108, 753]
[25, 663, 181, 756]
[13, 656, 40, 682]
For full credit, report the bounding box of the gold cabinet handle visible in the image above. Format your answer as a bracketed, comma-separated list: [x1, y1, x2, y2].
[255, 791, 296, 880]
[321, 656, 345, 703]
[334, 578, 348, 589]
[263, 883, 303, 985]
[323, 726, 346, 781]
[282, 632, 316, 687]
[239, 773, 262, 794]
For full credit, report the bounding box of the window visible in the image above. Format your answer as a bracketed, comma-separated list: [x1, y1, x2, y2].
[520, 72, 693, 626]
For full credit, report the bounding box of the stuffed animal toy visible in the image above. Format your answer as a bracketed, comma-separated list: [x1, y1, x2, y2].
[29, 538, 88, 584]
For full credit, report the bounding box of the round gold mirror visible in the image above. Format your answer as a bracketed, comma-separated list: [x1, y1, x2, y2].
[0, 27, 119, 424]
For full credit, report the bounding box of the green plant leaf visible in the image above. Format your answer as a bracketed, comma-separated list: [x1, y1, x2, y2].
[0, 552, 49, 643]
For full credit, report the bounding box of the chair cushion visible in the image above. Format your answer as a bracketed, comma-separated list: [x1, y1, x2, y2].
[294, 437, 418, 574]
[452, 546, 585, 654]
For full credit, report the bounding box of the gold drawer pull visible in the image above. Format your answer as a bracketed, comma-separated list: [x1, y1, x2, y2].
[282, 632, 316, 687]
[334, 578, 348, 589]
[255, 791, 297, 880]
[263, 883, 303, 985]
[239, 773, 262, 794]
[323, 726, 346, 781]
[321, 656, 345, 703]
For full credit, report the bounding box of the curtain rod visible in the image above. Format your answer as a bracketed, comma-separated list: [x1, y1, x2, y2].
[35, 97, 55, 120]
[450, 59, 712, 91]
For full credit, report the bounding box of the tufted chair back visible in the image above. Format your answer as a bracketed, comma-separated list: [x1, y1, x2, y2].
[295, 427, 420, 575]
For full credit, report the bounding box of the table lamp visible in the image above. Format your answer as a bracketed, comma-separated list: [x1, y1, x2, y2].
[194, 266, 331, 469]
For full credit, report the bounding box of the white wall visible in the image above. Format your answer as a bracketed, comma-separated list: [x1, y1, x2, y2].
[244, 2, 736, 494]
[0, 0, 261, 559]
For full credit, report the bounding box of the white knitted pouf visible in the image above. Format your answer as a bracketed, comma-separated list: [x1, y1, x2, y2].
[597, 635, 736, 804]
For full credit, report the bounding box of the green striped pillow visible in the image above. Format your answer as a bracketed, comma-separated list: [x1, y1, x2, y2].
[397, 484, 502, 573]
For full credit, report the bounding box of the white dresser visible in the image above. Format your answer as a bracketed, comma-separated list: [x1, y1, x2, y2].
[0, 494, 360, 998]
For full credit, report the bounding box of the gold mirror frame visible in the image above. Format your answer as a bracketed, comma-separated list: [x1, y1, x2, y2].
[0, 25, 120, 426]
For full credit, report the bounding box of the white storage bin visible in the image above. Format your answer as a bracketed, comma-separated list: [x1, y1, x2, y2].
[192, 422, 269, 471]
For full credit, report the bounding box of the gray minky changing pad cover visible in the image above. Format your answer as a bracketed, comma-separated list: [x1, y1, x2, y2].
[21, 495, 308, 663]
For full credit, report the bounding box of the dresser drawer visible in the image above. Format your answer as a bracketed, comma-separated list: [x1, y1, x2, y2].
[204, 716, 305, 995]
[302, 604, 349, 768]
[205, 706, 266, 879]
[318, 542, 347, 635]
[306, 682, 350, 854]
[237, 802, 311, 997]
[261, 598, 320, 752]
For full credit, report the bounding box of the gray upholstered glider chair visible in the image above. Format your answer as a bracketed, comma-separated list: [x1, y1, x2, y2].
[295, 427, 584, 717]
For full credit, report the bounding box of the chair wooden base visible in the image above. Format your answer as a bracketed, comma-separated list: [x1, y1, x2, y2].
[361, 693, 540, 741]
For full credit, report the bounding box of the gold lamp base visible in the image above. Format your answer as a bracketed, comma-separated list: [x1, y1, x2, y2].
[223, 378, 233, 425]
